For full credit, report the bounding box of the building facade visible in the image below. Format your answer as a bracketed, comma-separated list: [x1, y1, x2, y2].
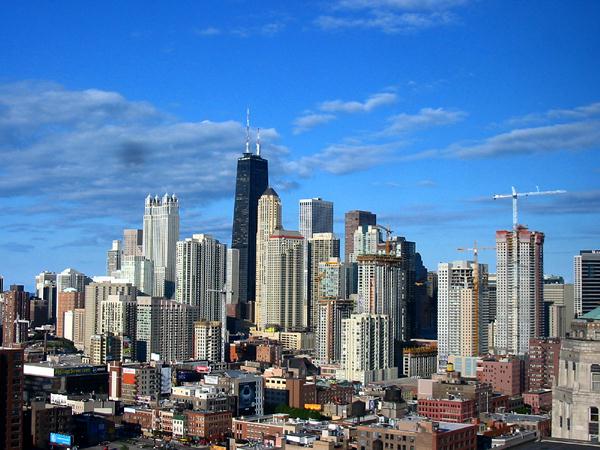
[307, 232, 340, 329]
[316, 297, 354, 365]
[344, 210, 376, 263]
[574, 250, 600, 316]
[0, 347, 24, 450]
[299, 197, 333, 240]
[56, 289, 84, 338]
[193, 320, 222, 362]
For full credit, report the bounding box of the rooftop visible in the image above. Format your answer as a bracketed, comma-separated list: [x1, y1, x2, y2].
[581, 307, 600, 320]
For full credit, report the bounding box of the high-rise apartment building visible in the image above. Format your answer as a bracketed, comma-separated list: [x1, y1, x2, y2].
[543, 277, 574, 338]
[316, 298, 353, 364]
[494, 227, 544, 355]
[83, 278, 135, 355]
[123, 229, 143, 257]
[356, 254, 407, 364]
[255, 187, 282, 324]
[106, 240, 122, 276]
[119, 255, 154, 296]
[528, 337, 561, 391]
[35, 271, 57, 322]
[0, 347, 24, 450]
[56, 268, 91, 293]
[299, 197, 333, 240]
[135, 296, 199, 363]
[574, 250, 600, 316]
[351, 225, 380, 262]
[193, 320, 222, 362]
[226, 248, 240, 310]
[307, 232, 340, 329]
[63, 309, 85, 350]
[143, 193, 180, 298]
[2, 286, 30, 345]
[437, 261, 489, 366]
[259, 229, 305, 330]
[318, 258, 344, 299]
[56, 288, 84, 338]
[231, 144, 269, 312]
[344, 210, 376, 262]
[176, 234, 226, 322]
[340, 313, 397, 383]
[99, 294, 137, 361]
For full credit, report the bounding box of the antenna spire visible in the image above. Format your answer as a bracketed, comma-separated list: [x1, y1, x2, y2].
[256, 128, 261, 156]
[245, 107, 250, 153]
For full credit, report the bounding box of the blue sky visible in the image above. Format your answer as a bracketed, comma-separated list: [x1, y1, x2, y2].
[1, 0, 599, 288]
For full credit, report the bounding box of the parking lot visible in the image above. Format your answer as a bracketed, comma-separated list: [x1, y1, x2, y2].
[80, 437, 210, 450]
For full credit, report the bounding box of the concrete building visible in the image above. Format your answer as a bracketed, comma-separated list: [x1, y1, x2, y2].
[193, 320, 222, 362]
[402, 345, 438, 378]
[553, 307, 600, 442]
[495, 227, 544, 355]
[56, 288, 84, 338]
[352, 225, 380, 262]
[56, 268, 91, 294]
[574, 250, 600, 316]
[528, 337, 561, 391]
[344, 210, 376, 263]
[307, 232, 340, 329]
[438, 260, 489, 366]
[99, 294, 137, 361]
[119, 255, 154, 296]
[135, 296, 199, 362]
[143, 193, 180, 298]
[106, 240, 122, 277]
[36, 271, 57, 322]
[123, 228, 143, 257]
[340, 313, 397, 383]
[226, 248, 240, 310]
[255, 187, 282, 329]
[0, 347, 24, 450]
[63, 309, 85, 350]
[83, 278, 135, 355]
[544, 278, 575, 338]
[357, 254, 407, 363]
[175, 233, 226, 321]
[316, 297, 353, 365]
[299, 197, 333, 240]
[261, 228, 305, 329]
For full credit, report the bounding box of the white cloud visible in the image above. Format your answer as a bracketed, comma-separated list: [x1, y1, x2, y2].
[507, 101, 600, 126]
[320, 92, 397, 113]
[382, 107, 466, 134]
[292, 113, 336, 134]
[335, 0, 467, 10]
[194, 27, 221, 36]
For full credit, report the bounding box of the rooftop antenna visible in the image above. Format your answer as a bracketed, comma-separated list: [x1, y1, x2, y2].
[245, 107, 250, 153]
[256, 128, 261, 156]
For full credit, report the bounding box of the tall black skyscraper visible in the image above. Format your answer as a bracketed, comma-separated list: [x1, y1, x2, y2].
[231, 121, 268, 317]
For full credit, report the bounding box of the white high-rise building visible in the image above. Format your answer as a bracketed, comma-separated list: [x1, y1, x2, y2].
[193, 320, 222, 362]
[260, 229, 305, 330]
[299, 197, 333, 240]
[340, 313, 397, 383]
[351, 225, 380, 262]
[318, 258, 344, 299]
[175, 234, 226, 322]
[56, 268, 90, 293]
[308, 233, 340, 329]
[316, 298, 354, 365]
[356, 254, 407, 359]
[494, 228, 544, 355]
[437, 260, 489, 367]
[255, 188, 282, 325]
[119, 256, 154, 296]
[106, 240, 122, 276]
[136, 296, 199, 363]
[143, 194, 180, 298]
[99, 294, 137, 361]
[35, 271, 57, 321]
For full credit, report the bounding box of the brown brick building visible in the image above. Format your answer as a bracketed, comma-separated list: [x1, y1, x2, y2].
[0, 347, 24, 450]
[185, 410, 231, 441]
[2, 287, 30, 345]
[56, 290, 84, 338]
[418, 398, 477, 423]
[528, 337, 560, 390]
[477, 357, 526, 397]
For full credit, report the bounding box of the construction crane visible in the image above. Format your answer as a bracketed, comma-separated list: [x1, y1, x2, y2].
[207, 286, 233, 363]
[493, 186, 566, 230]
[374, 224, 393, 255]
[457, 241, 494, 355]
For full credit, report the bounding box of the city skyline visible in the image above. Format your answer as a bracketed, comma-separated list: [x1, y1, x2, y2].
[1, 1, 600, 287]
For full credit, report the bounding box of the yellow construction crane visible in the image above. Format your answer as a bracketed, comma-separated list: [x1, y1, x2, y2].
[457, 241, 494, 355]
[493, 186, 566, 230]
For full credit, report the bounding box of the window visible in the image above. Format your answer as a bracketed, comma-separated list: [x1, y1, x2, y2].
[592, 373, 600, 392]
[567, 418, 571, 431]
[560, 416, 563, 428]
[591, 407, 599, 422]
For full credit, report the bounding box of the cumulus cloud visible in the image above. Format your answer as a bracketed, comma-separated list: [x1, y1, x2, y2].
[382, 107, 466, 135]
[0, 81, 289, 232]
[320, 92, 397, 113]
[292, 113, 336, 134]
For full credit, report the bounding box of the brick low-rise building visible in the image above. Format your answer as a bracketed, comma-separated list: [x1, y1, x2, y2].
[417, 398, 477, 423]
[477, 356, 526, 397]
[185, 410, 231, 441]
[528, 337, 560, 391]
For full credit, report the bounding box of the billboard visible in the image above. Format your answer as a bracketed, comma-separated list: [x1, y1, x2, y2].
[238, 381, 257, 416]
[50, 433, 72, 446]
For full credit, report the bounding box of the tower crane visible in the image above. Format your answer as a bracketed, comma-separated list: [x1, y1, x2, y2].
[207, 286, 234, 363]
[374, 224, 393, 255]
[493, 186, 566, 230]
[457, 241, 494, 355]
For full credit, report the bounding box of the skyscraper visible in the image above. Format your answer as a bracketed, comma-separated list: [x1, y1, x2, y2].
[193, 320, 222, 362]
[437, 261, 489, 367]
[35, 271, 57, 322]
[106, 240, 122, 276]
[351, 225, 380, 261]
[2, 286, 30, 346]
[56, 268, 91, 293]
[307, 232, 340, 329]
[231, 132, 268, 314]
[316, 297, 353, 365]
[494, 227, 544, 355]
[344, 210, 376, 262]
[56, 288, 84, 338]
[299, 197, 333, 240]
[123, 229, 143, 257]
[143, 193, 180, 298]
[543, 276, 574, 338]
[574, 250, 600, 316]
[119, 255, 154, 296]
[259, 228, 305, 330]
[255, 187, 282, 323]
[99, 294, 137, 362]
[176, 234, 227, 322]
[226, 248, 240, 310]
[0, 347, 24, 450]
